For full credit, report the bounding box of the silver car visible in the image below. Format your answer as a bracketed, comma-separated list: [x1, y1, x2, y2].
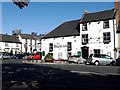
[85, 54, 115, 66]
[68, 55, 85, 64]
[0, 52, 11, 59]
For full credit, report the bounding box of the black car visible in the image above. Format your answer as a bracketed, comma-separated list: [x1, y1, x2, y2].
[11, 54, 25, 59]
[116, 56, 120, 66]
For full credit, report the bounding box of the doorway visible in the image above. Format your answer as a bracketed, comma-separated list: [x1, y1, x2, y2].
[81, 46, 89, 60]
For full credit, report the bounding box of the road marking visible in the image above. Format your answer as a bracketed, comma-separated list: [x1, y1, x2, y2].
[70, 71, 120, 76]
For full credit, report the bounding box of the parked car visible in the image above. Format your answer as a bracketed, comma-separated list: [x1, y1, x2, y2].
[67, 55, 85, 64]
[26, 52, 41, 60]
[116, 56, 120, 66]
[85, 54, 115, 66]
[11, 54, 25, 59]
[0, 52, 11, 59]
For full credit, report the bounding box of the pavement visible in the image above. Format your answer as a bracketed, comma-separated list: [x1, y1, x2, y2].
[22, 59, 70, 64]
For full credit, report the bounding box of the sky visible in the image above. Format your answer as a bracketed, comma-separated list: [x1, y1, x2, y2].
[1, 1, 115, 35]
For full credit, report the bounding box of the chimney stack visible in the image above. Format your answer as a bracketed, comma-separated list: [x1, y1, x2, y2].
[114, 0, 119, 31]
[84, 10, 88, 14]
[114, 0, 119, 10]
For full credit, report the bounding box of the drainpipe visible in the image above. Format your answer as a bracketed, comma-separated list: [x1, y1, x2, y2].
[113, 19, 116, 59]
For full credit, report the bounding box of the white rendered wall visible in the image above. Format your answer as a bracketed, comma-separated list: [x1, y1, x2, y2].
[80, 19, 116, 59]
[41, 36, 81, 60]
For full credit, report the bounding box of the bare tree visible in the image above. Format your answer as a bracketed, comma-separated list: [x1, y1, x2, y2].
[12, 0, 30, 9]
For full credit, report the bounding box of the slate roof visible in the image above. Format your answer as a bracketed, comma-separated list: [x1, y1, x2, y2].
[42, 19, 80, 39]
[0, 34, 21, 43]
[20, 34, 37, 40]
[20, 34, 44, 40]
[80, 9, 115, 23]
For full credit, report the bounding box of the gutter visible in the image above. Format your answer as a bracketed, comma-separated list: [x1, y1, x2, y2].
[113, 19, 116, 59]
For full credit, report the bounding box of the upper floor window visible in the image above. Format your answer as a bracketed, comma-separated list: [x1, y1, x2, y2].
[67, 42, 72, 51]
[82, 23, 87, 31]
[49, 43, 53, 52]
[82, 34, 88, 45]
[16, 44, 19, 47]
[30, 39, 32, 45]
[5, 43, 9, 47]
[103, 32, 111, 44]
[103, 20, 109, 29]
[25, 39, 27, 44]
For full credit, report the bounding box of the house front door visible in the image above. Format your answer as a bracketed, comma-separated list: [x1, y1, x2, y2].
[81, 46, 89, 60]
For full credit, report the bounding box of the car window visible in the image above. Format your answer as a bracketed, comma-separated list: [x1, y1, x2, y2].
[94, 54, 100, 58]
[69, 55, 79, 58]
[101, 55, 112, 59]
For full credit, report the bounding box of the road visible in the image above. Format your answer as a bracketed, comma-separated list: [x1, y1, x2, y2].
[1, 59, 120, 90]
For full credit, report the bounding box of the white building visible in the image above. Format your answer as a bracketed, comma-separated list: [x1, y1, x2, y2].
[17, 33, 44, 53]
[41, 20, 81, 60]
[79, 2, 120, 59]
[41, 2, 120, 60]
[0, 34, 21, 54]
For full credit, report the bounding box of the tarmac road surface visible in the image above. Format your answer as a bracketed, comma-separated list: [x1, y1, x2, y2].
[1, 59, 120, 90]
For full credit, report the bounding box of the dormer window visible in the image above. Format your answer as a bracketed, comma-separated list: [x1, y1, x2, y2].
[82, 23, 87, 31]
[103, 20, 109, 29]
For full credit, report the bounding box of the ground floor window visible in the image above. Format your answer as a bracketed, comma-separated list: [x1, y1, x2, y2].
[58, 52, 62, 59]
[94, 49, 100, 54]
[68, 52, 71, 57]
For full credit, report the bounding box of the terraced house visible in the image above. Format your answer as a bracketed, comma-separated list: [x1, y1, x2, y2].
[15, 33, 44, 53]
[41, 1, 120, 60]
[0, 34, 21, 54]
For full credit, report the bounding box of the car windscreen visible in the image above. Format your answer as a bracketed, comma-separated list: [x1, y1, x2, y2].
[101, 55, 113, 59]
[69, 56, 79, 58]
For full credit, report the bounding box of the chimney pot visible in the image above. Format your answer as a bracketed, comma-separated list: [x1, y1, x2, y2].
[84, 10, 88, 14]
[114, 0, 119, 10]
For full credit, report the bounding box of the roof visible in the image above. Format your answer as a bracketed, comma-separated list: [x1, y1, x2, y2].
[42, 19, 80, 39]
[80, 9, 115, 23]
[0, 34, 21, 43]
[20, 34, 44, 40]
[20, 34, 37, 40]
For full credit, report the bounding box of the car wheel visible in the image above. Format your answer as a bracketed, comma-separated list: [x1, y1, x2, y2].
[84, 61, 87, 65]
[95, 61, 99, 66]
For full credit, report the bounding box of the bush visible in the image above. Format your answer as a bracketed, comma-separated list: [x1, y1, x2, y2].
[45, 53, 53, 59]
[44, 53, 54, 62]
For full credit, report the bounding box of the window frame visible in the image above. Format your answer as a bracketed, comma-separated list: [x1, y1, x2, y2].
[82, 34, 88, 45]
[5, 43, 9, 47]
[67, 42, 72, 51]
[82, 23, 88, 31]
[94, 49, 100, 54]
[49, 43, 53, 52]
[103, 20, 110, 29]
[103, 32, 111, 44]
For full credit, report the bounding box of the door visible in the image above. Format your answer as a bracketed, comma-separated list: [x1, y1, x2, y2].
[81, 46, 89, 60]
